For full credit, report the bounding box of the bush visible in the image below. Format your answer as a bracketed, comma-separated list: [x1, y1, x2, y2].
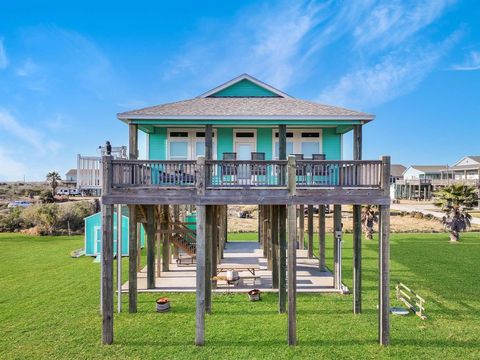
[39, 190, 55, 203]
[23, 204, 61, 235]
[58, 201, 95, 231]
[0, 207, 32, 232]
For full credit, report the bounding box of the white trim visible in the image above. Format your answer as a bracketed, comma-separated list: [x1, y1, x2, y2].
[271, 129, 323, 160]
[118, 114, 374, 121]
[233, 129, 257, 159]
[197, 73, 292, 99]
[167, 128, 217, 160]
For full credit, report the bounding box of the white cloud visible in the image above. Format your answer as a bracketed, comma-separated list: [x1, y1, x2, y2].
[0, 38, 8, 69]
[15, 58, 38, 77]
[318, 34, 459, 108]
[353, 0, 456, 49]
[0, 147, 27, 181]
[0, 108, 62, 155]
[451, 51, 480, 71]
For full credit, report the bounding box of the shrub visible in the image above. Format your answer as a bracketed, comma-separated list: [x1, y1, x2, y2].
[59, 201, 95, 231]
[23, 204, 61, 235]
[39, 190, 55, 203]
[0, 207, 32, 232]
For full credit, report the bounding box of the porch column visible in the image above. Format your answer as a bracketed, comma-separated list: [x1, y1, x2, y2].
[101, 154, 114, 344]
[379, 156, 391, 345]
[195, 205, 206, 346]
[279, 124, 287, 160]
[129, 124, 138, 160]
[333, 204, 342, 291]
[307, 205, 314, 258]
[128, 205, 137, 313]
[205, 125, 213, 160]
[353, 124, 362, 160]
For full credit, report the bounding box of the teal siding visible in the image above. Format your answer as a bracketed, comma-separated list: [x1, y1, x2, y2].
[217, 128, 233, 159]
[84, 212, 145, 257]
[322, 128, 342, 160]
[257, 128, 273, 160]
[149, 127, 167, 160]
[210, 79, 280, 97]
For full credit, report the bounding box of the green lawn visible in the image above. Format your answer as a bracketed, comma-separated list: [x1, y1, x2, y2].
[1, 232, 480, 359]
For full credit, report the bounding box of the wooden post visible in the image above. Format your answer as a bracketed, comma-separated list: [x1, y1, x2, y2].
[278, 205, 287, 313]
[101, 204, 114, 345]
[287, 155, 297, 345]
[279, 125, 287, 160]
[219, 205, 226, 259]
[333, 204, 342, 290]
[136, 223, 141, 272]
[205, 205, 213, 313]
[379, 156, 391, 345]
[162, 205, 170, 272]
[116, 204, 122, 314]
[211, 205, 218, 289]
[101, 154, 114, 345]
[353, 124, 362, 161]
[271, 205, 279, 289]
[173, 205, 180, 260]
[353, 204, 362, 314]
[318, 204, 326, 271]
[156, 208, 162, 276]
[307, 205, 314, 258]
[195, 205, 206, 346]
[128, 205, 137, 313]
[298, 205, 304, 249]
[128, 124, 138, 160]
[258, 205, 263, 243]
[146, 206, 156, 289]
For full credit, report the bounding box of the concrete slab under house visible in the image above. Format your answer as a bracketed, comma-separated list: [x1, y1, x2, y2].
[99, 73, 392, 347]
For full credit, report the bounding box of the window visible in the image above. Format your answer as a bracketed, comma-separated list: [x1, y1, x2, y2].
[167, 129, 216, 160]
[235, 132, 255, 138]
[272, 129, 322, 159]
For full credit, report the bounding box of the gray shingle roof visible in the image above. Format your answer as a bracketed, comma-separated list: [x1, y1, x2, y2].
[391, 164, 406, 177]
[410, 165, 447, 173]
[117, 97, 373, 120]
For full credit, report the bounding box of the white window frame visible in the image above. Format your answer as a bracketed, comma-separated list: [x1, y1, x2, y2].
[167, 129, 217, 160]
[272, 129, 323, 160]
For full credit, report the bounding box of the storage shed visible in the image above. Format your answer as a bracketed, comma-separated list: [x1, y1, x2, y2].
[84, 210, 144, 257]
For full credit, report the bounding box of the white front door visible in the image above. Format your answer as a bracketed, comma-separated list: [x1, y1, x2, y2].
[234, 130, 256, 182]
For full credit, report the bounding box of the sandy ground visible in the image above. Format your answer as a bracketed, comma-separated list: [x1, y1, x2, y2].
[227, 205, 480, 233]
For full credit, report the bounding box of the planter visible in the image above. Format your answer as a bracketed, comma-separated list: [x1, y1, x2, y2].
[156, 297, 171, 312]
[248, 289, 261, 302]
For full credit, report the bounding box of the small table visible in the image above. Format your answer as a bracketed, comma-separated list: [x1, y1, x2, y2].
[217, 264, 260, 276]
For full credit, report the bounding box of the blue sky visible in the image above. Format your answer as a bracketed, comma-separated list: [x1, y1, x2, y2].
[0, 0, 479, 181]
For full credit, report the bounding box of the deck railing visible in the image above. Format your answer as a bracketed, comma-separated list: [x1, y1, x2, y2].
[109, 158, 384, 189]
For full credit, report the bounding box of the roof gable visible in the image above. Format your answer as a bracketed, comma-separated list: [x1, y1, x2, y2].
[198, 74, 291, 98]
[453, 156, 480, 167]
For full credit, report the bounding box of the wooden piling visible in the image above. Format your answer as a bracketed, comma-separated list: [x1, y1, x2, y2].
[318, 204, 326, 271]
[287, 155, 297, 346]
[271, 205, 279, 289]
[279, 205, 287, 313]
[205, 205, 213, 313]
[299, 205, 305, 249]
[333, 204, 342, 290]
[195, 205, 206, 346]
[307, 205, 314, 259]
[162, 205, 170, 272]
[101, 204, 114, 345]
[146, 206, 156, 289]
[128, 205, 137, 313]
[353, 204, 362, 313]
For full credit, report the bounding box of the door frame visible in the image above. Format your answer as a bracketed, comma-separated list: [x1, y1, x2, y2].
[233, 129, 257, 159]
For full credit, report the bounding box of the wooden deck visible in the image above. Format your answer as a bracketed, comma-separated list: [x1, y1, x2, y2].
[121, 242, 342, 293]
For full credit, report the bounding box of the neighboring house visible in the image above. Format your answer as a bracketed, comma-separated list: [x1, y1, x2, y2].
[402, 165, 447, 180]
[98, 73, 393, 346]
[440, 156, 480, 181]
[77, 146, 127, 196]
[390, 164, 406, 184]
[63, 169, 77, 186]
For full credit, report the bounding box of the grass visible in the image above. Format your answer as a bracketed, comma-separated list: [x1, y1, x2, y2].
[1, 231, 480, 359]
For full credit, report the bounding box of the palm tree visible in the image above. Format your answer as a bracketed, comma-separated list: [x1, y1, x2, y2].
[361, 205, 378, 240]
[433, 184, 478, 242]
[46, 171, 61, 196]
